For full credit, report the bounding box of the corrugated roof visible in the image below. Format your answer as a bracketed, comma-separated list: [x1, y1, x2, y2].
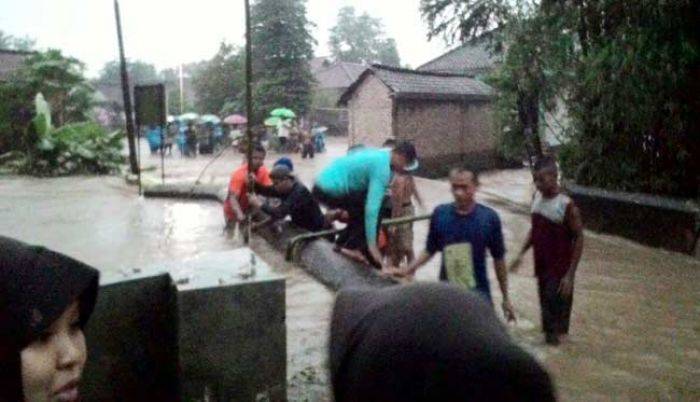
[338, 64, 493, 105]
[417, 42, 500, 75]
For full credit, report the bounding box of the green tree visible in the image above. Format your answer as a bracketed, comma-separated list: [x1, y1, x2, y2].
[12, 49, 95, 126]
[160, 61, 204, 115]
[328, 6, 401, 66]
[159, 61, 204, 83]
[0, 50, 121, 176]
[251, 0, 316, 123]
[554, 0, 699, 197]
[377, 38, 400, 67]
[191, 41, 246, 115]
[96, 60, 159, 85]
[421, 0, 699, 197]
[0, 30, 36, 51]
[0, 80, 34, 154]
[421, 0, 546, 161]
[166, 88, 194, 116]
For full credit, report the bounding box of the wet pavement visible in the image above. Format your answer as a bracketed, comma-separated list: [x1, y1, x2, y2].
[1, 136, 698, 401]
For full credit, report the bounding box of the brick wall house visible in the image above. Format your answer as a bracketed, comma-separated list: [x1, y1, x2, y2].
[338, 64, 498, 176]
[419, 41, 570, 150]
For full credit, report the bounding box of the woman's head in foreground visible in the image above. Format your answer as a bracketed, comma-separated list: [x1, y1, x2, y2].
[331, 283, 556, 402]
[0, 236, 99, 402]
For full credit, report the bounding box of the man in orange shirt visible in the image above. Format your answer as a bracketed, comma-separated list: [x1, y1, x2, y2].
[223, 144, 273, 234]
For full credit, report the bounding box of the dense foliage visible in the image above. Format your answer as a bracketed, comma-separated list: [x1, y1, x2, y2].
[12, 49, 94, 126]
[1, 49, 95, 154]
[557, 1, 699, 198]
[0, 30, 35, 51]
[0, 49, 124, 176]
[28, 117, 124, 176]
[420, 0, 699, 197]
[158, 62, 203, 115]
[96, 60, 160, 85]
[329, 6, 401, 66]
[251, 0, 316, 123]
[191, 42, 246, 115]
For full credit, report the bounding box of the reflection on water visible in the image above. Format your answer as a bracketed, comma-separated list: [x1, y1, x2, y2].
[163, 202, 212, 243]
[0, 176, 232, 275]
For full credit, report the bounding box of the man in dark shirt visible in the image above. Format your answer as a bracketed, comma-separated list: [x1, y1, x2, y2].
[249, 165, 327, 232]
[394, 168, 516, 321]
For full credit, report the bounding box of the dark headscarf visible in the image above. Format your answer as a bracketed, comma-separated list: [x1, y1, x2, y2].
[330, 283, 556, 402]
[0, 236, 99, 402]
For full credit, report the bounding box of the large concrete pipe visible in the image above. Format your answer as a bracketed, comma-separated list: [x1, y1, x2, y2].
[143, 183, 397, 291]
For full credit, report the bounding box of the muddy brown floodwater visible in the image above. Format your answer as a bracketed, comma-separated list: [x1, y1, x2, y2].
[1, 136, 698, 401]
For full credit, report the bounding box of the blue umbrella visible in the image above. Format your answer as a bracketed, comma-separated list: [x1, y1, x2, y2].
[200, 114, 221, 124]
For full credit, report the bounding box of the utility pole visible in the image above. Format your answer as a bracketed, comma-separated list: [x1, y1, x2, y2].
[244, 0, 254, 245]
[245, 0, 254, 169]
[179, 64, 184, 114]
[114, 0, 138, 174]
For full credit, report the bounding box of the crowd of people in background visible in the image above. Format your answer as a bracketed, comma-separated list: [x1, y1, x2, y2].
[144, 118, 326, 161]
[144, 121, 224, 157]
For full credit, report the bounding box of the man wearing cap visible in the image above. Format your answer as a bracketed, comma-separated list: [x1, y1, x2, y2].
[249, 165, 328, 232]
[313, 141, 419, 270]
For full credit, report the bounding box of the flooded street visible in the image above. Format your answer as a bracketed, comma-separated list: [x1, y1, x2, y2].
[0, 174, 334, 401]
[1, 137, 698, 400]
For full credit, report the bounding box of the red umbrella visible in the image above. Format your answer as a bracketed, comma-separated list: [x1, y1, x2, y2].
[224, 114, 247, 125]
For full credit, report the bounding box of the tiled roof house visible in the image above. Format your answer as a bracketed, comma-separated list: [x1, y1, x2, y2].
[338, 64, 500, 175]
[417, 42, 500, 76]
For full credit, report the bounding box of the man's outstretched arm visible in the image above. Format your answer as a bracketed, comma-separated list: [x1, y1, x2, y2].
[494, 259, 516, 322]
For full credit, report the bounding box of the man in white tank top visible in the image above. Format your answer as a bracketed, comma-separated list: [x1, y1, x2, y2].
[510, 157, 584, 345]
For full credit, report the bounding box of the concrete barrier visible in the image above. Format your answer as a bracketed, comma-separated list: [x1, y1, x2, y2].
[163, 250, 286, 402]
[565, 182, 700, 256]
[84, 250, 287, 402]
[83, 273, 181, 401]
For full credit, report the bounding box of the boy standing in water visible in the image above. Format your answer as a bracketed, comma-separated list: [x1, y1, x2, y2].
[510, 156, 584, 345]
[388, 169, 423, 266]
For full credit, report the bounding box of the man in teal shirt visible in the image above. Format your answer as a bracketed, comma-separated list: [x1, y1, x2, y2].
[313, 141, 418, 269]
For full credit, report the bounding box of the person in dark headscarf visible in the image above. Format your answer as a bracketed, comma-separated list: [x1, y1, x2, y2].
[0, 236, 99, 402]
[330, 283, 556, 402]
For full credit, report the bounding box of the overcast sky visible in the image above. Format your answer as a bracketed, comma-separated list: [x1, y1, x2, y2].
[0, 0, 453, 77]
